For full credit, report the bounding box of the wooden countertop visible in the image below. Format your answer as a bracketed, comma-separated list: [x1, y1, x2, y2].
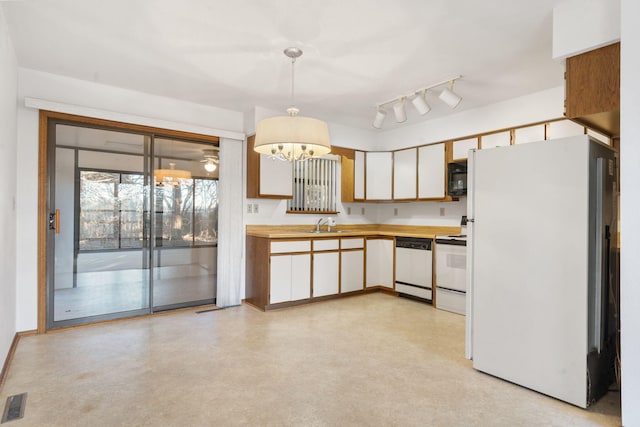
[246, 224, 462, 239]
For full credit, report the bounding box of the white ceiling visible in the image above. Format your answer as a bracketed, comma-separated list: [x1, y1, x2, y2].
[2, 0, 566, 130]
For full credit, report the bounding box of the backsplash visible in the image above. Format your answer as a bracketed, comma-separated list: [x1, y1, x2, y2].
[244, 197, 466, 227]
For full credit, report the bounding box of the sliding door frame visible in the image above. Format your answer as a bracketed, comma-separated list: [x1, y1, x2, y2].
[38, 110, 219, 333]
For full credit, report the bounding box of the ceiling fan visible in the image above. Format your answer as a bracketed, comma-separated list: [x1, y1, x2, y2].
[201, 149, 219, 172]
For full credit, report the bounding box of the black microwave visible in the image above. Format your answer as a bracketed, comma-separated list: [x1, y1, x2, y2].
[448, 161, 467, 196]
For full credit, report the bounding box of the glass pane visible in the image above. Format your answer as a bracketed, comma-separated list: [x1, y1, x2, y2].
[52, 125, 149, 325]
[152, 138, 218, 308]
[194, 179, 218, 246]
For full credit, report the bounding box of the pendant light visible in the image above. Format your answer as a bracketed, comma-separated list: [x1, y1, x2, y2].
[154, 162, 191, 187]
[254, 47, 331, 161]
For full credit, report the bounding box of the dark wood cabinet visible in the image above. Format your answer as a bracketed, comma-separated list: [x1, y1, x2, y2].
[565, 42, 620, 136]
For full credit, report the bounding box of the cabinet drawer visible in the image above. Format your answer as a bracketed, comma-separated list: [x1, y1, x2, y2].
[341, 238, 364, 249]
[313, 239, 339, 251]
[271, 240, 311, 254]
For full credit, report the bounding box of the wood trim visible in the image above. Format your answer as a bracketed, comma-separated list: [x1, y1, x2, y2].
[246, 135, 259, 198]
[38, 111, 48, 333]
[39, 110, 219, 143]
[0, 333, 20, 390]
[37, 110, 223, 333]
[286, 210, 340, 215]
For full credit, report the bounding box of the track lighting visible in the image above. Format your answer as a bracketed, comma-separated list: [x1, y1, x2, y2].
[411, 90, 431, 115]
[393, 98, 407, 123]
[439, 80, 462, 109]
[372, 109, 386, 129]
[372, 75, 462, 129]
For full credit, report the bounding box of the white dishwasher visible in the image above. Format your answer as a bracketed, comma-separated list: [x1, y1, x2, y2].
[395, 237, 433, 302]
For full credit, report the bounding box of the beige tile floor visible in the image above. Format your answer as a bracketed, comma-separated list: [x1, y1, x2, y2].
[2, 293, 621, 426]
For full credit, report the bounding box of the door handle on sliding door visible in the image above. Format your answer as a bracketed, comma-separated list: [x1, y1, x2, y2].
[48, 209, 60, 234]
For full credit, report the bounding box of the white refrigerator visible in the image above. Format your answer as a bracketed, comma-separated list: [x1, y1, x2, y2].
[466, 135, 618, 408]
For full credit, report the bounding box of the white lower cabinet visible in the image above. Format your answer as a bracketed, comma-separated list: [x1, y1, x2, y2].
[341, 250, 364, 293]
[269, 254, 311, 304]
[366, 239, 394, 288]
[313, 252, 340, 297]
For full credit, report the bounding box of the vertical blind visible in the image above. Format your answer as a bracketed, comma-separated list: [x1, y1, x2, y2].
[288, 157, 338, 212]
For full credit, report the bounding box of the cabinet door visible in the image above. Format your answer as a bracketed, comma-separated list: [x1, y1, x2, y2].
[341, 250, 364, 293]
[393, 148, 417, 200]
[313, 252, 339, 297]
[547, 120, 585, 140]
[452, 137, 478, 160]
[259, 154, 293, 197]
[290, 254, 311, 301]
[366, 239, 394, 288]
[417, 144, 445, 199]
[366, 152, 393, 200]
[378, 239, 394, 288]
[514, 124, 545, 145]
[481, 131, 510, 149]
[270, 255, 292, 304]
[354, 151, 365, 200]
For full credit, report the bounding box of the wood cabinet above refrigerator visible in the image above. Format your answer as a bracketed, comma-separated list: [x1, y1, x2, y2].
[565, 42, 619, 137]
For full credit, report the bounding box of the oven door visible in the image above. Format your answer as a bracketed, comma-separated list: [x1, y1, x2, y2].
[435, 241, 467, 292]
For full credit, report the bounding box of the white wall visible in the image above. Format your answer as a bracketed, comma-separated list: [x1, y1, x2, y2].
[620, 0, 640, 424]
[15, 68, 244, 331]
[0, 5, 18, 369]
[375, 87, 564, 151]
[552, 0, 621, 61]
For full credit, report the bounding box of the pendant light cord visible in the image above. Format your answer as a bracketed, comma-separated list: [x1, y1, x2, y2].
[289, 56, 297, 115]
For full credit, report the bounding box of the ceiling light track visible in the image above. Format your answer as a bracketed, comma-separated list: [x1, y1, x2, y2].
[373, 75, 463, 129]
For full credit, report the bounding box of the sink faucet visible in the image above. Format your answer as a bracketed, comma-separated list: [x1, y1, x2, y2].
[316, 217, 327, 232]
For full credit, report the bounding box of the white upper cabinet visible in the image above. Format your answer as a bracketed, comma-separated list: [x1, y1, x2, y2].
[514, 124, 545, 144]
[354, 151, 365, 200]
[547, 120, 585, 140]
[366, 152, 393, 200]
[481, 131, 511, 149]
[259, 154, 293, 196]
[452, 137, 478, 160]
[393, 148, 417, 200]
[417, 144, 445, 199]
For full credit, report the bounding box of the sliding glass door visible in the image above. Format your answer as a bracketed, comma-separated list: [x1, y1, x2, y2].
[151, 138, 218, 310]
[47, 121, 218, 328]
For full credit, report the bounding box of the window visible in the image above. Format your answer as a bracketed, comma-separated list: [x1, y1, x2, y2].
[79, 171, 145, 250]
[154, 178, 218, 247]
[287, 156, 338, 213]
[79, 169, 218, 251]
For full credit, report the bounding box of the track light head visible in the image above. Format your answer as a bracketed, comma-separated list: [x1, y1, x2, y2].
[393, 98, 407, 123]
[372, 108, 387, 129]
[439, 81, 462, 109]
[411, 91, 431, 115]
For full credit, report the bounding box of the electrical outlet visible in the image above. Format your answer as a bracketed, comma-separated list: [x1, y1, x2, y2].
[361, 207, 365, 215]
[253, 203, 259, 214]
[440, 207, 445, 216]
[347, 207, 351, 215]
[247, 204, 253, 214]
[394, 208, 398, 216]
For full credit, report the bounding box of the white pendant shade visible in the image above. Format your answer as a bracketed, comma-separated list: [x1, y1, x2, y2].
[154, 162, 191, 186]
[254, 115, 331, 160]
